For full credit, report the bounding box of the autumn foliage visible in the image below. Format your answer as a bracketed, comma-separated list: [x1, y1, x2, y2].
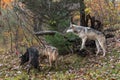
[85, 0, 119, 25]
[1, 0, 13, 9]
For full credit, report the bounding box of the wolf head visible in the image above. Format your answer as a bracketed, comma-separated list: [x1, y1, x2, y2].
[19, 50, 29, 65]
[66, 22, 81, 33]
[20, 47, 39, 65]
[66, 22, 75, 33]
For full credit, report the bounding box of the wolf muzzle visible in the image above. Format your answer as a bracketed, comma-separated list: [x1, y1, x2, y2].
[66, 29, 73, 33]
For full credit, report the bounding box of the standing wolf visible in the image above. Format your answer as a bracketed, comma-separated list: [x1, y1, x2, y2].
[66, 23, 106, 56]
[40, 45, 58, 68]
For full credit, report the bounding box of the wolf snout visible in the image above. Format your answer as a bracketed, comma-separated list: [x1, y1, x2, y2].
[66, 29, 73, 33]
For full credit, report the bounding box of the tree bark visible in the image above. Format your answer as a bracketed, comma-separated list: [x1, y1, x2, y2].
[79, 0, 86, 26]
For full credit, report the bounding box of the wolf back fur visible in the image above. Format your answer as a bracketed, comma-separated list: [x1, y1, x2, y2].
[40, 45, 58, 68]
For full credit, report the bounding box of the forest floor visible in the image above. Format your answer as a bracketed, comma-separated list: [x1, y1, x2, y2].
[0, 37, 120, 80]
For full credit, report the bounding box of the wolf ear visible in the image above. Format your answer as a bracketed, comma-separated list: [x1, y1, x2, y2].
[70, 22, 74, 28]
[69, 19, 72, 26]
[70, 17, 73, 24]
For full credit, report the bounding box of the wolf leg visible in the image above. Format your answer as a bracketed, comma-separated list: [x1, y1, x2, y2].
[80, 37, 87, 50]
[95, 40, 100, 56]
[49, 56, 52, 67]
[98, 38, 106, 57]
[27, 64, 32, 74]
[54, 57, 58, 69]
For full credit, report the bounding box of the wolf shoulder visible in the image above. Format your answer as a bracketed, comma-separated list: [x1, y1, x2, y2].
[77, 26, 102, 34]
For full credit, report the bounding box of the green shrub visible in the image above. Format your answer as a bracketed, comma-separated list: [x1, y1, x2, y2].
[45, 33, 79, 55]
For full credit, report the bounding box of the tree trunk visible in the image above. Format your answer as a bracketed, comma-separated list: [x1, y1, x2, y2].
[79, 0, 86, 26]
[79, 0, 102, 31]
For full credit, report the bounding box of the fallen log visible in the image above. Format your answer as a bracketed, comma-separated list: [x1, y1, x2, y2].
[34, 31, 58, 36]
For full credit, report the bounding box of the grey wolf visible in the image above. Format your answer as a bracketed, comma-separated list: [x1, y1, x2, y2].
[40, 45, 58, 68]
[66, 23, 106, 57]
[20, 47, 40, 74]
